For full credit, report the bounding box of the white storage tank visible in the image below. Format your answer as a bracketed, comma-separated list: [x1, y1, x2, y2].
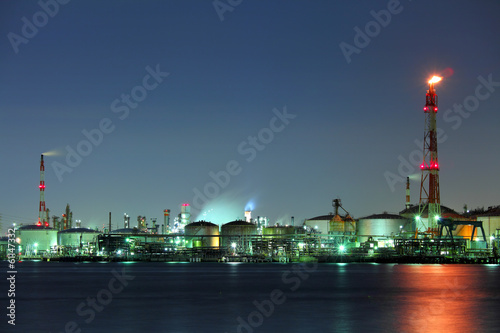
[58, 228, 102, 248]
[357, 213, 413, 243]
[17, 225, 58, 256]
[221, 220, 258, 253]
[184, 221, 219, 248]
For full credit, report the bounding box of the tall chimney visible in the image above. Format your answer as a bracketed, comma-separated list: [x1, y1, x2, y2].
[163, 209, 170, 232]
[406, 177, 411, 209]
[38, 154, 48, 227]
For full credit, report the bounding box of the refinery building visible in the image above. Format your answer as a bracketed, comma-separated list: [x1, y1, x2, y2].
[2, 76, 500, 263]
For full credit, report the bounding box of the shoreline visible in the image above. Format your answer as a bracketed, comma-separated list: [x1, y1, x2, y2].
[11, 254, 500, 265]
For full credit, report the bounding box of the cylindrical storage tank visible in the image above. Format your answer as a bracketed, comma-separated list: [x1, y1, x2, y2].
[263, 226, 305, 237]
[58, 228, 102, 248]
[0, 236, 9, 259]
[357, 213, 413, 243]
[110, 228, 148, 245]
[111, 228, 147, 234]
[184, 221, 219, 248]
[221, 220, 258, 253]
[17, 225, 58, 256]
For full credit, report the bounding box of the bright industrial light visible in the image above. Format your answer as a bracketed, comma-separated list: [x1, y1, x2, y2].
[34, 243, 38, 247]
[428, 76, 442, 84]
[231, 242, 237, 249]
[339, 245, 345, 252]
[490, 236, 495, 240]
[117, 250, 122, 255]
[435, 215, 440, 221]
[415, 216, 421, 221]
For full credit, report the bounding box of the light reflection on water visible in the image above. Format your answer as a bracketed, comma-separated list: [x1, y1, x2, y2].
[7, 262, 500, 333]
[391, 265, 498, 333]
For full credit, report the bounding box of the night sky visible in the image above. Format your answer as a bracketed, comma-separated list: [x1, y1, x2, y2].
[1, 0, 499, 233]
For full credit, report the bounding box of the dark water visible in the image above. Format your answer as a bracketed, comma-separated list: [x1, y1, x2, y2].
[3, 261, 500, 333]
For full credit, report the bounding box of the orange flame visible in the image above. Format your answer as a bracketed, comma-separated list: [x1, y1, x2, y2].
[428, 76, 442, 84]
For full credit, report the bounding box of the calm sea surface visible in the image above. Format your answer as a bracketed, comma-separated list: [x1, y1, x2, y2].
[3, 262, 500, 333]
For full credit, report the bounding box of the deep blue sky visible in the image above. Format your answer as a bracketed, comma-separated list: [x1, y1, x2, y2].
[1, 0, 499, 233]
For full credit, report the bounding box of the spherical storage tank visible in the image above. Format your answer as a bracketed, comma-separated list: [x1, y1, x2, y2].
[357, 213, 412, 242]
[17, 225, 58, 255]
[58, 228, 102, 247]
[221, 220, 258, 251]
[184, 221, 219, 248]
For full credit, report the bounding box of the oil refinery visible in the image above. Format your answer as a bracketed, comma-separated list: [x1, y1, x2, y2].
[1, 76, 499, 264]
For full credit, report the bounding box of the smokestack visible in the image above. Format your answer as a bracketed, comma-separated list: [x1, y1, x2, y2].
[65, 204, 72, 229]
[333, 199, 341, 216]
[291, 216, 295, 226]
[152, 218, 157, 234]
[52, 215, 59, 230]
[124, 213, 130, 228]
[406, 177, 410, 209]
[245, 210, 252, 222]
[109, 212, 112, 234]
[163, 209, 170, 233]
[38, 154, 48, 227]
[137, 216, 146, 231]
[180, 204, 191, 225]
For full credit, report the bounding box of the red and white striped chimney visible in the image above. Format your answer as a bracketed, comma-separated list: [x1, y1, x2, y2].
[38, 154, 48, 227]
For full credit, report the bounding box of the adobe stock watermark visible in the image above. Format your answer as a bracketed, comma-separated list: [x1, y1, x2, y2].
[192, 106, 297, 210]
[51, 64, 169, 182]
[213, 0, 242, 21]
[7, 0, 71, 54]
[58, 268, 135, 333]
[339, 0, 407, 64]
[231, 262, 317, 333]
[384, 73, 500, 192]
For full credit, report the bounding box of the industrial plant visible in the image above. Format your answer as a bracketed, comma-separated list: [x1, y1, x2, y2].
[1, 76, 499, 264]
